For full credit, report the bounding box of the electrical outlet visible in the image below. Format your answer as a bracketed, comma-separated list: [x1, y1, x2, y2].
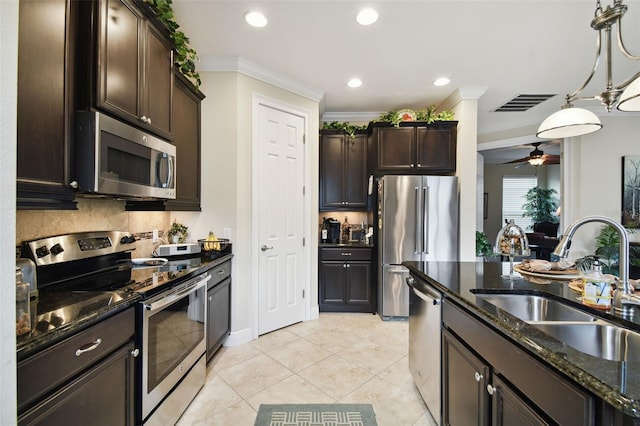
[152, 229, 159, 243]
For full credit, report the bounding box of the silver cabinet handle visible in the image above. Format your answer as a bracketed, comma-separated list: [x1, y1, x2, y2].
[208, 295, 213, 302]
[475, 372, 483, 382]
[487, 384, 496, 395]
[130, 348, 140, 357]
[75, 338, 102, 356]
[341, 252, 352, 256]
[261, 245, 273, 252]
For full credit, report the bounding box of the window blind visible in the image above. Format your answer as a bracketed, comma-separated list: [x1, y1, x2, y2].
[502, 175, 537, 231]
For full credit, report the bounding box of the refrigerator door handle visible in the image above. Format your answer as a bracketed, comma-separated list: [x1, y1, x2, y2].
[415, 186, 421, 254]
[423, 186, 429, 255]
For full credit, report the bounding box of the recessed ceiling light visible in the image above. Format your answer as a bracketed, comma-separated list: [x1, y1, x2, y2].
[245, 11, 268, 28]
[356, 8, 378, 26]
[348, 78, 363, 88]
[433, 77, 450, 87]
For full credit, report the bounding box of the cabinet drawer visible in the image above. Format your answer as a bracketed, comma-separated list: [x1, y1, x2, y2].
[208, 260, 231, 289]
[18, 307, 135, 412]
[321, 248, 372, 261]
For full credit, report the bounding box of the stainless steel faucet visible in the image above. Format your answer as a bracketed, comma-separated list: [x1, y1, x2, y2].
[552, 215, 637, 318]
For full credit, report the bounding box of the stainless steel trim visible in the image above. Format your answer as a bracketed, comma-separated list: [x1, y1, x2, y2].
[411, 285, 441, 305]
[414, 186, 420, 254]
[423, 186, 429, 255]
[143, 355, 205, 426]
[141, 273, 208, 421]
[408, 277, 442, 426]
[143, 274, 210, 313]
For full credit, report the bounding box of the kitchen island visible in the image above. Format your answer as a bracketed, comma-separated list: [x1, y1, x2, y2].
[404, 260, 640, 424]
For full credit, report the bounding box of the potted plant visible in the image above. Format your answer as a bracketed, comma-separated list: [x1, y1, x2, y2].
[476, 231, 494, 257]
[522, 187, 558, 227]
[167, 221, 188, 243]
[575, 225, 640, 276]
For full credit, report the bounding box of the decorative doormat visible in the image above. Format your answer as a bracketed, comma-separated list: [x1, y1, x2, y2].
[254, 403, 377, 426]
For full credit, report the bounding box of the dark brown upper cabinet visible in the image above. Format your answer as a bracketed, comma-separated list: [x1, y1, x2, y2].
[76, 0, 174, 140]
[126, 71, 204, 211]
[368, 121, 458, 175]
[17, 0, 77, 210]
[319, 130, 368, 211]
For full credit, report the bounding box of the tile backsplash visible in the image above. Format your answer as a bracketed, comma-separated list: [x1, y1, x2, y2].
[16, 198, 171, 258]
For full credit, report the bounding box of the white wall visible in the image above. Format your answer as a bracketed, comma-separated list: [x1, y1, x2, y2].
[1, 0, 18, 421]
[562, 116, 640, 259]
[174, 71, 320, 344]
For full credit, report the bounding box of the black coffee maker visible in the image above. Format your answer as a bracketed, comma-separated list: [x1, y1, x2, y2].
[324, 218, 341, 244]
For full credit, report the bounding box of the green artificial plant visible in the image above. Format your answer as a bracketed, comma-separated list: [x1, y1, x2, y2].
[144, 0, 201, 88]
[574, 224, 640, 276]
[522, 187, 558, 226]
[374, 106, 455, 127]
[476, 231, 494, 257]
[321, 121, 368, 138]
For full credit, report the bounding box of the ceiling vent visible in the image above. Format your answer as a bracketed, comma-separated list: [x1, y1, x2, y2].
[494, 94, 556, 112]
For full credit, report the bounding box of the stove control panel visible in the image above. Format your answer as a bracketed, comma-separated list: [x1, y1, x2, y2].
[22, 231, 136, 266]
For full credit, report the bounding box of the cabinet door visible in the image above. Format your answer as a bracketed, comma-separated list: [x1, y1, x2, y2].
[17, 0, 76, 209]
[319, 261, 347, 305]
[319, 134, 346, 210]
[345, 262, 371, 305]
[491, 376, 549, 426]
[443, 329, 490, 426]
[415, 126, 456, 173]
[207, 277, 231, 361]
[344, 134, 368, 208]
[143, 22, 173, 139]
[376, 127, 414, 171]
[98, 0, 142, 123]
[168, 73, 203, 210]
[18, 342, 136, 426]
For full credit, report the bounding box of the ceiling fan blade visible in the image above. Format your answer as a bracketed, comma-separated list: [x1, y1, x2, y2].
[505, 156, 531, 164]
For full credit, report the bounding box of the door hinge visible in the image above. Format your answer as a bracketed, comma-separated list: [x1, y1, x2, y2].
[303, 134, 306, 144]
[302, 289, 305, 298]
[303, 185, 305, 196]
[302, 237, 305, 246]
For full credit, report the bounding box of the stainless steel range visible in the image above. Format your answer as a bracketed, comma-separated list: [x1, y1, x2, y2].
[20, 231, 209, 426]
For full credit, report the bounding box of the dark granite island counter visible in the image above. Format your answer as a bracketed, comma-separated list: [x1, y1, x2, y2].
[403, 260, 640, 422]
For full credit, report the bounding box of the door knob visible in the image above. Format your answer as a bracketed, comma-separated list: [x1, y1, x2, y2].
[261, 245, 273, 252]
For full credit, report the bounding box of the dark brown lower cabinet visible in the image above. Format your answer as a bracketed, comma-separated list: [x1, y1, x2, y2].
[319, 247, 374, 312]
[18, 308, 136, 425]
[442, 300, 593, 426]
[18, 342, 136, 426]
[206, 259, 232, 362]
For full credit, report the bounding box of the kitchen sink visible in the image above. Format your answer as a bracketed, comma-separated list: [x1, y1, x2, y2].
[534, 323, 640, 362]
[474, 293, 597, 323]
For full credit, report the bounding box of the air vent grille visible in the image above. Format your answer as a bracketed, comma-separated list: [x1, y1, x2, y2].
[494, 94, 556, 112]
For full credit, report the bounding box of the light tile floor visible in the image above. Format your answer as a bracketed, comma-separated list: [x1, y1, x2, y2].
[177, 312, 437, 426]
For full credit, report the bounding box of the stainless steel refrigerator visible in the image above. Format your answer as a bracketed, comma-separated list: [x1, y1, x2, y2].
[377, 175, 459, 318]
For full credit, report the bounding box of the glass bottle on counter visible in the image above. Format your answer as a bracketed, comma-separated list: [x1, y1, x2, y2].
[342, 216, 350, 242]
[16, 267, 31, 336]
[321, 217, 328, 243]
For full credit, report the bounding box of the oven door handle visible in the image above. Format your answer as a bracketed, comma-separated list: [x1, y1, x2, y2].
[144, 273, 211, 313]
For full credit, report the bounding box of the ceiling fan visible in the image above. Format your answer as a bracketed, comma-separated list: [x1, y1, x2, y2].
[505, 142, 560, 167]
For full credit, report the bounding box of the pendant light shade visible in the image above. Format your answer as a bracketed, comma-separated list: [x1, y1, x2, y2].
[617, 75, 640, 112]
[536, 107, 602, 139]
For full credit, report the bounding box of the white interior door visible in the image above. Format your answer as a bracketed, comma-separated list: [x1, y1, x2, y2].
[256, 102, 305, 335]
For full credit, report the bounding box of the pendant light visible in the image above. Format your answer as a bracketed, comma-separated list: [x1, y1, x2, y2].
[537, 0, 640, 139]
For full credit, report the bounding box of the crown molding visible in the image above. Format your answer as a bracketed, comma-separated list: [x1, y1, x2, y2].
[321, 112, 382, 123]
[198, 56, 325, 103]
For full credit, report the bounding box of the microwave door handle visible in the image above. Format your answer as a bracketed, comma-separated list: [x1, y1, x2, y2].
[166, 153, 173, 188]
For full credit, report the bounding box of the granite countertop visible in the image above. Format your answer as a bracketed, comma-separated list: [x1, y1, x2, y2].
[17, 253, 233, 361]
[403, 260, 640, 418]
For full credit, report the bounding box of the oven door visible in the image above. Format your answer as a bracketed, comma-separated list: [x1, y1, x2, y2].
[141, 272, 210, 421]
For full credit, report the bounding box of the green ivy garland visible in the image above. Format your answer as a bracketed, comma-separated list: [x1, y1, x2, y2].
[144, 0, 201, 89]
[375, 105, 455, 127]
[321, 121, 368, 137]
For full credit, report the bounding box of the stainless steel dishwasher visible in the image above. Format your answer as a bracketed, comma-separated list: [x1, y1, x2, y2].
[407, 275, 442, 426]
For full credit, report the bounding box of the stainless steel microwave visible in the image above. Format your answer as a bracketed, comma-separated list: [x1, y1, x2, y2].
[74, 111, 176, 199]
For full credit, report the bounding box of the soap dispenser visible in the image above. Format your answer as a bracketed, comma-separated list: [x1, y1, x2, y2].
[582, 259, 613, 309]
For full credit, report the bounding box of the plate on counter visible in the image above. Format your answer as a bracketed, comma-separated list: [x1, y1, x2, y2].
[131, 257, 168, 266]
[514, 264, 581, 280]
